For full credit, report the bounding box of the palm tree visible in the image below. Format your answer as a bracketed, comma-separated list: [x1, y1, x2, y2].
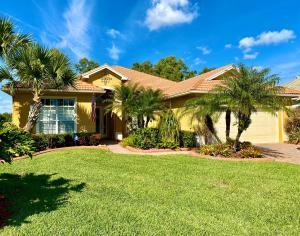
[105, 83, 140, 136]
[215, 64, 290, 150]
[185, 95, 222, 143]
[0, 44, 75, 132]
[136, 88, 165, 128]
[0, 17, 30, 59]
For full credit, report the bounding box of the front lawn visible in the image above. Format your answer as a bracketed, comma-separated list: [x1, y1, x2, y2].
[0, 149, 300, 235]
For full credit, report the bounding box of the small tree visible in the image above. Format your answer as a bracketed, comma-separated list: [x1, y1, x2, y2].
[0, 44, 75, 132]
[185, 95, 222, 144]
[74, 57, 99, 74]
[215, 64, 290, 150]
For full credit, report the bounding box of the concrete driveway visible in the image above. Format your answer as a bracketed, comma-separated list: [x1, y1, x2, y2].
[256, 143, 300, 164]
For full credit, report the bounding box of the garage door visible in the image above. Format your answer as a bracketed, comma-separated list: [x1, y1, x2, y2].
[215, 112, 279, 143]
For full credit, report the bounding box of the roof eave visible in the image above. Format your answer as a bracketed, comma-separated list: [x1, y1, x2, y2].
[81, 64, 129, 81]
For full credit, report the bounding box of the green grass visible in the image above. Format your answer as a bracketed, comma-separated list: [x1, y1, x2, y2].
[0, 149, 300, 235]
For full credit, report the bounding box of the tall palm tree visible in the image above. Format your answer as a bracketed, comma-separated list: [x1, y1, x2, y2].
[136, 88, 165, 128]
[0, 44, 75, 132]
[105, 83, 140, 135]
[215, 64, 290, 150]
[0, 17, 30, 59]
[185, 95, 222, 143]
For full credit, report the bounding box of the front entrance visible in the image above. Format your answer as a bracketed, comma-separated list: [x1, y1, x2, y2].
[95, 107, 114, 139]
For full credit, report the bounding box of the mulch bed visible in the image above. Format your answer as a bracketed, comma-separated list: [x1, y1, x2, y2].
[0, 194, 11, 228]
[125, 146, 195, 153]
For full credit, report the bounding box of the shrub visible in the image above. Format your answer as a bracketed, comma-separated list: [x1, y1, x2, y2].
[198, 143, 232, 157]
[179, 131, 197, 148]
[238, 147, 263, 158]
[0, 123, 35, 162]
[121, 128, 160, 149]
[159, 110, 180, 147]
[32, 132, 100, 151]
[158, 140, 179, 149]
[32, 134, 49, 151]
[285, 108, 300, 144]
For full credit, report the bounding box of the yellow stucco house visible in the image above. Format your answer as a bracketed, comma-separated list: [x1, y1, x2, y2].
[2, 64, 300, 143]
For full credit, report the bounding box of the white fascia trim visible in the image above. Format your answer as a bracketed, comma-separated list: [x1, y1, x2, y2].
[206, 65, 235, 81]
[82, 64, 129, 81]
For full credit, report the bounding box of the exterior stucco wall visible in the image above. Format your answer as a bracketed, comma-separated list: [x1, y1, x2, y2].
[165, 94, 286, 144]
[12, 93, 33, 129]
[87, 70, 122, 90]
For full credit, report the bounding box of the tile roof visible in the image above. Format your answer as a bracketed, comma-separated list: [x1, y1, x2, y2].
[280, 87, 300, 95]
[111, 65, 177, 91]
[2, 79, 104, 93]
[164, 65, 233, 97]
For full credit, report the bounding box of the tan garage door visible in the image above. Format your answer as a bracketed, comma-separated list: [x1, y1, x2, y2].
[216, 112, 279, 143]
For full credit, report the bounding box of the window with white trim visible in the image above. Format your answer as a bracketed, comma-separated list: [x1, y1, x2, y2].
[37, 98, 76, 134]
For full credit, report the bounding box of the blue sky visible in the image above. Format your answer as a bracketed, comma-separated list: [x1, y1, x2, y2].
[1, 0, 300, 113]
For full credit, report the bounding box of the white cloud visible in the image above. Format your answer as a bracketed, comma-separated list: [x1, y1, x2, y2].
[145, 0, 198, 31]
[107, 44, 121, 61]
[243, 52, 259, 60]
[40, 0, 93, 60]
[106, 28, 123, 39]
[239, 29, 296, 51]
[193, 57, 206, 66]
[225, 44, 232, 49]
[196, 46, 211, 55]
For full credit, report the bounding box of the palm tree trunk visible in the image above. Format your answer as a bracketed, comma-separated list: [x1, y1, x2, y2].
[234, 128, 243, 151]
[145, 117, 150, 128]
[205, 115, 222, 144]
[121, 111, 128, 138]
[225, 108, 231, 142]
[24, 94, 42, 133]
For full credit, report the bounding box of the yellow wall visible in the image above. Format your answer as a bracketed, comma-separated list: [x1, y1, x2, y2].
[12, 93, 33, 129]
[87, 69, 122, 90]
[76, 93, 95, 133]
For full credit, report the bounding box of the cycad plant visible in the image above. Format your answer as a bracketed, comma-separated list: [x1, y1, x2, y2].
[214, 64, 290, 150]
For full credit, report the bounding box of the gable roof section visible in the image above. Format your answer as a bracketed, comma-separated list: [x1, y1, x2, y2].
[284, 76, 300, 90]
[164, 65, 234, 98]
[111, 65, 177, 91]
[81, 64, 129, 80]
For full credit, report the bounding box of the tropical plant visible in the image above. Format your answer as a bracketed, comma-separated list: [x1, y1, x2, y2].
[105, 83, 140, 135]
[185, 95, 222, 144]
[159, 109, 181, 147]
[214, 64, 290, 150]
[0, 17, 30, 59]
[0, 44, 75, 132]
[0, 112, 12, 124]
[135, 88, 165, 128]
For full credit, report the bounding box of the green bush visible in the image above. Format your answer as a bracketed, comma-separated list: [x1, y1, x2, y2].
[122, 128, 160, 149]
[32, 132, 101, 151]
[179, 131, 196, 148]
[0, 123, 35, 162]
[159, 110, 180, 147]
[285, 108, 300, 144]
[198, 143, 232, 157]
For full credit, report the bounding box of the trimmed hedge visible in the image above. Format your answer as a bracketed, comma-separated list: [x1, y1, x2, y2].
[32, 133, 101, 152]
[121, 128, 197, 149]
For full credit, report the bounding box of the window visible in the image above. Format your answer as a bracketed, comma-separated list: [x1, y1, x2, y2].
[37, 98, 76, 134]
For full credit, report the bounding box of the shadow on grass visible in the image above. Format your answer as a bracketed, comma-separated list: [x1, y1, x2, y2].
[0, 173, 85, 227]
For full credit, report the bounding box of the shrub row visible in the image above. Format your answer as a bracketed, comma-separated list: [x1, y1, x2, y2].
[32, 133, 101, 152]
[198, 142, 263, 158]
[121, 128, 196, 149]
